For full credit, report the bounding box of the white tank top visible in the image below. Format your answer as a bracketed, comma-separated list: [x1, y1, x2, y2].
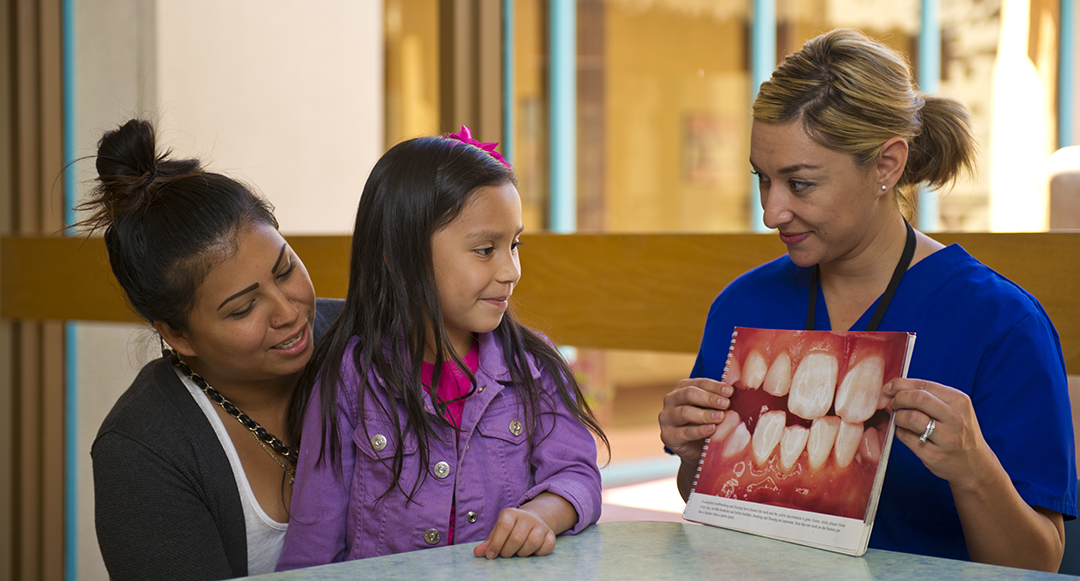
[176, 368, 287, 575]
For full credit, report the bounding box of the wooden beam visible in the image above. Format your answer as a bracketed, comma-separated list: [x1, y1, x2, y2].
[2, 232, 1078, 374]
[0, 235, 354, 323]
[513, 233, 1080, 373]
[512, 233, 787, 353]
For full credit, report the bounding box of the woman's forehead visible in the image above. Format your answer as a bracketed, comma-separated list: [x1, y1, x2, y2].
[751, 121, 828, 166]
[192, 223, 287, 302]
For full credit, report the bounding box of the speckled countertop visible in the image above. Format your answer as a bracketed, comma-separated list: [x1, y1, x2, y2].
[255, 521, 1072, 580]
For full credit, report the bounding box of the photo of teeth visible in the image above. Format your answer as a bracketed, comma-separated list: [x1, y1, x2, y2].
[692, 327, 913, 521]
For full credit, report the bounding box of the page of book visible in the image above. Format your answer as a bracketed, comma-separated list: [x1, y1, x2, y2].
[684, 327, 915, 556]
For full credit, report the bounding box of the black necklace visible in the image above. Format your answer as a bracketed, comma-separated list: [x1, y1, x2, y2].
[806, 220, 916, 332]
[163, 347, 296, 465]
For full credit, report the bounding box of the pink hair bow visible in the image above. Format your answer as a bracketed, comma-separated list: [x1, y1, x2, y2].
[447, 125, 511, 168]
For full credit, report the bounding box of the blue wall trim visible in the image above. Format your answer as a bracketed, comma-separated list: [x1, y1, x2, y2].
[503, 0, 515, 165]
[1061, 0, 1076, 148]
[749, 0, 775, 232]
[62, 0, 78, 578]
[918, 0, 941, 231]
[549, 0, 576, 233]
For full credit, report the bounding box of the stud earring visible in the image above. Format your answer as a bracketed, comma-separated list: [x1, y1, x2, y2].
[880, 185, 888, 191]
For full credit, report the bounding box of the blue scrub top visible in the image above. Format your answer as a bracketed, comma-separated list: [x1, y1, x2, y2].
[691, 244, 1077, 561]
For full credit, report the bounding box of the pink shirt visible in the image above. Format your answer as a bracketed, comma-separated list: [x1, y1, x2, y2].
[420, 343, 479, 542]
[420, 343, 479, 429]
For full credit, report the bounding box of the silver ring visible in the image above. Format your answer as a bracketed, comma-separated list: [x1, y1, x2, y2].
[918, 418, 936, 444]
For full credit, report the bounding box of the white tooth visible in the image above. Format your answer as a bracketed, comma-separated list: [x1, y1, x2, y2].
[725, 354, 742, 388]
[859, 426, 882, 464]
[779, 425, 809, 473]
[276, 333, 301, 349]
[834, 421, 862, 468]
[713, 411, 741, 442]
[807, 416, 840, 471]
[751, 411, 786, 466]
[788, 352, 838, 420]
[742, 350, 767, 389]
[763, 352, 792, 396]
[721, 422, 751, 458]
[834, 356, 885, 423]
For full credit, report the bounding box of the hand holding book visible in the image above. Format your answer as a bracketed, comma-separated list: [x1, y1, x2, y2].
[679, 327, 916, 556]
[659, 378, 734, 464]
[884, 378, 994, 487]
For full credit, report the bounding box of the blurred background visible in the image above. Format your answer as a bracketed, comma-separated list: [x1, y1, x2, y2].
[1, 0, 1077, 579]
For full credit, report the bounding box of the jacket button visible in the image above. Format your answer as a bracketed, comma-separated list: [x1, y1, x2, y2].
[370, 434, 387, 451]
[478, 385, 486, 392]
[509, 419, 523, 436]
[466, 511, 478, 523]
[424, 528, 441, 545]
[433, 461, 450, 479]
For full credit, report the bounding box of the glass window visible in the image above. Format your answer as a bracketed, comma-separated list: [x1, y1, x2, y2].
[385, 0, 441, 145]
[382, 0, 1070, 472]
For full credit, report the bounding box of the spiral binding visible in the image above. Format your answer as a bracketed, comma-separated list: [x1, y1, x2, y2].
[690, 329, 739, 492]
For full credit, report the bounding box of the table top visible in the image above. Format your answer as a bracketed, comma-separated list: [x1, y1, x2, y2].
[255, 521, 1071, 580]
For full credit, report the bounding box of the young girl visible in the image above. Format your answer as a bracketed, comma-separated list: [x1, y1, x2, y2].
[276, 128, 607, 568]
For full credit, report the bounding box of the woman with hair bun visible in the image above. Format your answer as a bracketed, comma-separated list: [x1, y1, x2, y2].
[84, 119, 342, 579]
[659, 29, 1075, 571]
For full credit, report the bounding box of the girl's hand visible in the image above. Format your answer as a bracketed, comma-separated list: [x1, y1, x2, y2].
[659, 378, 733, 464]
[473, 493, 575, 559]
[473, 507, 556, 559]
[883, 378, 995, 487]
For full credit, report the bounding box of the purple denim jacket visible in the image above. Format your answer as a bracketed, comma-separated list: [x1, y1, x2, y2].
[276, 331, 601, 569]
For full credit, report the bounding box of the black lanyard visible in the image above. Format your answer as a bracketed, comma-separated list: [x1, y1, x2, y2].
[806, 220, 916, 332]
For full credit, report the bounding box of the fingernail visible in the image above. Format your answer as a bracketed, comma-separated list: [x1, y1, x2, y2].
[487, 551, 496, 560]
[711, 410, 724, 422]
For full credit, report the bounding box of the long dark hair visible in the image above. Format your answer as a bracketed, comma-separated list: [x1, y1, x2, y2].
[75, 119, 278, 332]
[288, 136, 608, 498]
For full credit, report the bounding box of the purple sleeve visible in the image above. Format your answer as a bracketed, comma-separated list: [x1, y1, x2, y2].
[275, 379, 356, 570]
[516, 373, 602, 535]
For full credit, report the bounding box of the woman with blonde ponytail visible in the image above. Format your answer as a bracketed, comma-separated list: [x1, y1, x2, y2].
[659, 29, 1074, 571]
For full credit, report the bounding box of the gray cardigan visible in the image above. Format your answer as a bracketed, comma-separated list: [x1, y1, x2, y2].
[92, 298, 343, 581]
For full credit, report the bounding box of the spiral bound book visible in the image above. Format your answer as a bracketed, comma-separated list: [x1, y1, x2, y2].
[683, 327, 916, 556]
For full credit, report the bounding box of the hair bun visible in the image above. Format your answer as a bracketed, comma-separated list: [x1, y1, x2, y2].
[95, 119, 159, 180]
[75, 117, 279, 330]
[77, 119, 200, 233]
